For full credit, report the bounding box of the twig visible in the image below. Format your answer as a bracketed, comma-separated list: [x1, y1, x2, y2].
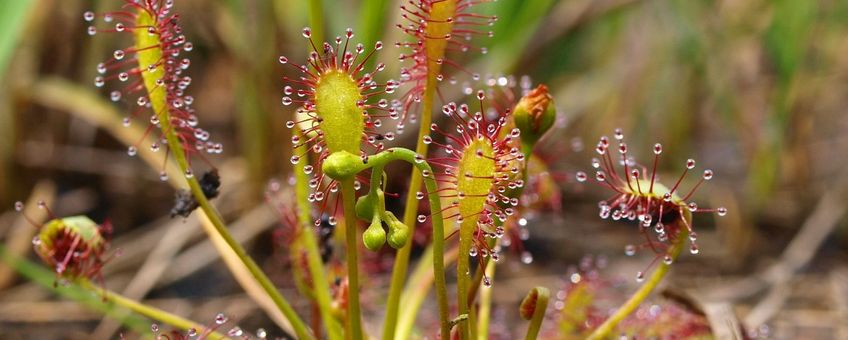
[742, 185, 847, 329]
[831, 268, 848, 340]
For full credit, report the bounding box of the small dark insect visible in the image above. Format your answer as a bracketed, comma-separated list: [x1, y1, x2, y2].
[317, 214, 335, 263]
[198, 169, 221, 198]
[170, 170, 221, 218]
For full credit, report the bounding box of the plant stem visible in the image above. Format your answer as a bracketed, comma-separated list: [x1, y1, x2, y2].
[457, 231, 471, 339]
[476, 259, 496, 339]
[523, 287, 550, 340]
[77, 281, 229, 340]
[356, 0, 390, 64]
[294, 132, 343, 340]
[587, 232, 687, 340]
[340, 179, 364, 340]
[382, 64, 436, 340]
[395, 245, 459, 338]
[307, 0, 324, 44]
[389, 149, 450, 339]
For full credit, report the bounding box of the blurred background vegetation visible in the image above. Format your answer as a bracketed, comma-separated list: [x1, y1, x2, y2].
[0, 0, 847, 338]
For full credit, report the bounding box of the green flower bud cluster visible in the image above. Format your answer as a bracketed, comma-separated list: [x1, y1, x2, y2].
[356, 179, 410, 251]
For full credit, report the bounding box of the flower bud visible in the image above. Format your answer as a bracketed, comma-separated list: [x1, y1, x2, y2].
[513, 85, 556, 149]
[384, 212, 410, 249]
[355, 195, 376, 221]
[363, 216, 386, 251]
[387, 226, 410, 249]
[356, 189, 387, 221]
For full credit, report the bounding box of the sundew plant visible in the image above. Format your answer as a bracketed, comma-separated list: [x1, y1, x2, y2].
[4, 0, 794, 339]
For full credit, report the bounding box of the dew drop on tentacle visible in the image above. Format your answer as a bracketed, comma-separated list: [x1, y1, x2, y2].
[521, 251, 534, 264]
[215, 313, 228, 325]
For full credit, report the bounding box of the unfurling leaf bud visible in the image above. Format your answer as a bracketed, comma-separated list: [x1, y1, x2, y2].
[363, 215, 386, 251]
[33, 215, 110, 280]
[519, 286, 550, 320]
[513, 85, 556, 149]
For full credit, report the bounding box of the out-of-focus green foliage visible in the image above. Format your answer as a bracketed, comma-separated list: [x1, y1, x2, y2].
[0, 0, 34, 79]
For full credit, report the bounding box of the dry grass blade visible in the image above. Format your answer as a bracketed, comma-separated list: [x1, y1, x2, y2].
[0, 181, 56, 289]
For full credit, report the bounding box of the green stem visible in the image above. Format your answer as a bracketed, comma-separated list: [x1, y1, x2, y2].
[587, 233, 687, 340]
[524, 287, 550, 340]
[383, 63, 437, 340]
[340, 179, 364, 340]
[476, 259, 496, 339]
[356, 0, 390, 62]
[395, 245, 459, 338]
[457, 230, 471, 340]
[294, 132, 343, 340]
[78, 281, 229, 340]
[307, 0, 324, 44]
